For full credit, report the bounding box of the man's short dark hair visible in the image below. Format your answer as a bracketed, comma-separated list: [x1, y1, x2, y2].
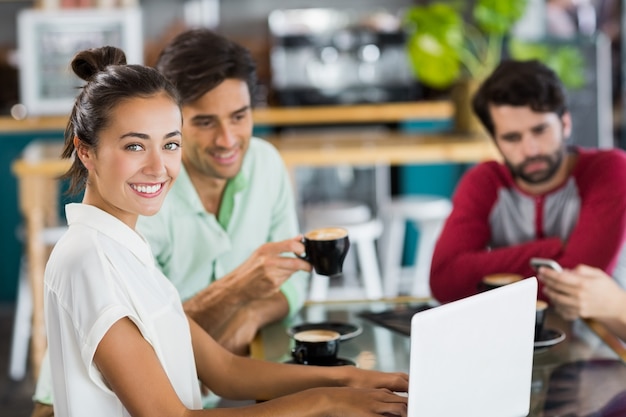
[156, 28, 257, 106]
[472, 59, 568, 137]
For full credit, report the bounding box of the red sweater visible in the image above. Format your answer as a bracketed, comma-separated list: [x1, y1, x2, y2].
[430, 147, 626, 303]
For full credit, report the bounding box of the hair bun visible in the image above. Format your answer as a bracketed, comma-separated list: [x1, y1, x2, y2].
[71, 46, 127, 82]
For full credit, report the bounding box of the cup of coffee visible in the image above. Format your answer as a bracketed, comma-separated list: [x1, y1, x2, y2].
[291, 329, 341, 365]
[300, 227, 350, 277]
[535, 300, 548, 340]
[479, 273, 523, 292]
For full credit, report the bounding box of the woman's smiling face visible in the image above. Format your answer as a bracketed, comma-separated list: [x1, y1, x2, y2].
[77, 92, 183, 229]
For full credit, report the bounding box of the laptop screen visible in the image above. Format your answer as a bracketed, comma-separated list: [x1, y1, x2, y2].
[407, 278, 537, 417]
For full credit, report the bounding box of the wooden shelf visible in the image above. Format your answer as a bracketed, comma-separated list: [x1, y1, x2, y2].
[0, 101, 454, 133]
[253, 101, 453, 126]
[0, 115, 69, 133]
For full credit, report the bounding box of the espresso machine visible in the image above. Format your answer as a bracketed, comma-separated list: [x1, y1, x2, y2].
[268, 8, 419, 106]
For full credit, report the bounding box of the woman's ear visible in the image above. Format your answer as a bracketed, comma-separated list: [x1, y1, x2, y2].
[74, 136, 94, 170]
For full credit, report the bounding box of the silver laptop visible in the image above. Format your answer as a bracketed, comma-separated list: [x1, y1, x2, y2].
[407, 277, 537, 417]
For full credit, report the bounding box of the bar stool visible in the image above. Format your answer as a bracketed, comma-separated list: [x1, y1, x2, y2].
[380, 195, 452, 298]
[9, 225, 67, 380]
[302, 201, 384, 301]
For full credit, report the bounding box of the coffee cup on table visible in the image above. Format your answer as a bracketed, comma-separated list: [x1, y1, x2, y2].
[300, 227, 350, 277]
[291, 329, 341, 365]
[479, 273, 523, 292]
[535, 300, 548, 340]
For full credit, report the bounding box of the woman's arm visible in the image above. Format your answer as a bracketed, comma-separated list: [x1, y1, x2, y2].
[188, 317, 409, 401]
[94, 317, 194, 417]
[93, 316, 408, 417]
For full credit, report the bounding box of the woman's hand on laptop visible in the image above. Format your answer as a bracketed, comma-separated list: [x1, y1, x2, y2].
[336, 367, 409, 392]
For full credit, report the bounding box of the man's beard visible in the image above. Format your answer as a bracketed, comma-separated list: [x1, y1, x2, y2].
[506, 146, 566, 185]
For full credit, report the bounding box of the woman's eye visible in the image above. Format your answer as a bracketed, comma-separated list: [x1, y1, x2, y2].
[126, 143, 143, 151]
[164, 142, 181, 151]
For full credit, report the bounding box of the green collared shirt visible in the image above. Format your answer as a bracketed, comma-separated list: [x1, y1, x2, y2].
[137, 137, 308, 317]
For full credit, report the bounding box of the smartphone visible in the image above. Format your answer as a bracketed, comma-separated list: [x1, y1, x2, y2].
[530, 257, 563, 273]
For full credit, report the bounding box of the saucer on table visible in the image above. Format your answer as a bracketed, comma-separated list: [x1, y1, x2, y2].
[534, 328, 566, 350]
[284, 357, 356, 366]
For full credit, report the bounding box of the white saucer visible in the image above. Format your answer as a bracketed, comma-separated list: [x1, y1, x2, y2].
[534, 328, 566, 350]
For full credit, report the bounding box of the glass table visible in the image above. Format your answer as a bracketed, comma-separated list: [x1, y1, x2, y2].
[252, 298, 626, 417]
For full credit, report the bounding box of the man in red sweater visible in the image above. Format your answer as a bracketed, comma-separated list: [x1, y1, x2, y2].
[430, 59, 626, 304]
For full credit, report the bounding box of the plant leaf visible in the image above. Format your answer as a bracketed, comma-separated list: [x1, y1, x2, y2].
[474, 0, 528, 35]
[508, 39, 586, 89]
[404, 4, 465, 87]
[406, 32, 461, 88]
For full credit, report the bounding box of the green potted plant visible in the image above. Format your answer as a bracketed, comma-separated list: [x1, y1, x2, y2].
[403, 0, 584, 133]
[404, 0, 528, 88]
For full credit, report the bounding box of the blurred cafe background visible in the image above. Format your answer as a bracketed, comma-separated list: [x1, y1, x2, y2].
[1, 0, 625, 413]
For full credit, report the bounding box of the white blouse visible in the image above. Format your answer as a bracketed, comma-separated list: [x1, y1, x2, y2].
[44, 203, 201, 416]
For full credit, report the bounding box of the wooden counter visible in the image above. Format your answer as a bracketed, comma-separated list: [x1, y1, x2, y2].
[12, 130, 498, 178]
[266, 130, 498, 167]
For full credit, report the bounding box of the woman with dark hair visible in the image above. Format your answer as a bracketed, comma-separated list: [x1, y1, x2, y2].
[44, 45, 408, 417]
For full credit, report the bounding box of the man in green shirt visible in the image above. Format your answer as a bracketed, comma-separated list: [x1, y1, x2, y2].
[137, 28, 311, 355]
